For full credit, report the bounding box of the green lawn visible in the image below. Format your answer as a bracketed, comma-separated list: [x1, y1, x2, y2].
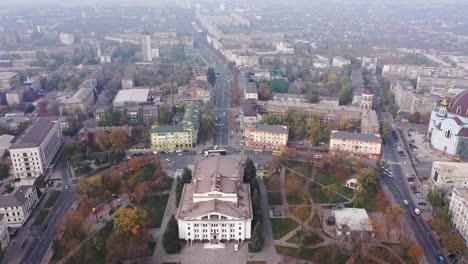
[142, 194, 169, 228]
[45, 191, 62, 208]
[271, 218, 299, 240]
[268, 192, 282, 205]
[309, 211, 322, 228]
[308, 182, 349, 204]
[367, 246, 400, 264]
[275, 245, 350, 263]
[285, 161, 314, 177]
[33, 210, 49, 225]
[286, 230, 324, 245]
[285, 172, 309, 205]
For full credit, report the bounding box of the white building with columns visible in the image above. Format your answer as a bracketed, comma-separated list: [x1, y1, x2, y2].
[176, 156, 252, 244]
[449, 188, 468, 244]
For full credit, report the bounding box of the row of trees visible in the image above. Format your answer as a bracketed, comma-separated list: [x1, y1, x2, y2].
[244, 158, 264, 252]
[199, 104, 214, 144]
[162, 168, 193, 254]
[427, 188, 466, 254]
[264, 109, 357, 145]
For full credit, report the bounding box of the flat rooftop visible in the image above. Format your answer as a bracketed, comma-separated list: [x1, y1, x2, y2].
[113, 88, 149, 106]
[10, 117, 57, 149]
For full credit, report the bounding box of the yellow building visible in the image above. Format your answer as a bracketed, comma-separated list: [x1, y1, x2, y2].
[151, 125, 195, 150]
[329, 130, 381, 160]
[151, 102, 200, 150]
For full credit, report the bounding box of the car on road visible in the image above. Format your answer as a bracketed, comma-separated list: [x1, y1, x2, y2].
[234, 244, 239, 251]
[438, 255, 446, 263]
[410, 213, 416, 220]
[214, 145, 218, 150]
[414, 208, 421, 215]
[177, 153, 183, 156]
[403, 200, 409, 206]
[64, 184, 69, 190]
[175, 150, 182, 153]
[418, 202, 427, 206]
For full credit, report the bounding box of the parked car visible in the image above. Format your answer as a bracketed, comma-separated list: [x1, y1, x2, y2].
[234, 244, 239, 252]
[411, 213, 416, 220]
[403, 200, 409, 206]
[414, 208, 421, 215]
[418, 202, 428, 206]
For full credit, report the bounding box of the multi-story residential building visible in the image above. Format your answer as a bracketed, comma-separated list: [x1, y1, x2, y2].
[95, 105, 159, 126]
[9, 118, 62, 185]
[449, 188, 468, 244]
[58, 79, 96, 114]
[362, 57, 378, 73]
[427, 90, 468, 160]
[5, 90, 24, 106]
[0, 214, 10, 249]
[312, 55, 330, 69]
[244, 124, 288, 151]
[140, 34, 152, 62]
[256, 99, 362, 125]
[244, 82, 258, 100]
[0, 112, 30, 132]
[431, 161, 468, 191]
[242, 99, 260, 126]
[0, 186, 39, 228]
[0, 72, 21, 91]
[332, 56, 351, 68]
[329, 131, 382, 160]
[361, 110, 380, 135]
[382, 64, 465, 79]
[176, 156, 252, 244]
[394, 83, 438, 114]
[151, 102, 200, 150]
[416, 76, 468, 95]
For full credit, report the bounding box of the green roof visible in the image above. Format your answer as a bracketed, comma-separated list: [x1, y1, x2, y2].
[151, 125, 186, 133]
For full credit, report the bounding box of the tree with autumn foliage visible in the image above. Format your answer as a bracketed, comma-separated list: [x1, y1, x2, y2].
[56, 211, 91, 250]
[385, 203, 405, 240]
[128, 157, 143, 171]
[441, 233, 466, 253]
[74, 175, 106, 202]
[292, 203, 309, 229]
[134, 182, 150, 204]
[94, 130, 111, 151]
[109, 129, 128, 149]
[258, 82, 273, 101]
[407, 243, 424, 261]
[113, 207, 149, 237]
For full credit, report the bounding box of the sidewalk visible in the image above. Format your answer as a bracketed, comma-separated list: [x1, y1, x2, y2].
[3, 188, 53, 264]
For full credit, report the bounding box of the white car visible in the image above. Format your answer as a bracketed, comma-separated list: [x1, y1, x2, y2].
[414, 208, 421, 215]
[234, 244, 239, 252]
[214, 145, 218, 150]
[403, 200, 409, 206]
[64, 184, 69, 190]
[175, 150, 182, 153]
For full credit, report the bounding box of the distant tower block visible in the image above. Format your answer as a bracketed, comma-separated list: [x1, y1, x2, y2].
[360, 87, 374, 110]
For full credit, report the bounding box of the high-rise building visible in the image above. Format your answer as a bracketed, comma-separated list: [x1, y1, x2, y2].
[140, 35, 152, 62]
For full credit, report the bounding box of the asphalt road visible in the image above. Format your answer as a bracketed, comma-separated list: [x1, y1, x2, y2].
[382, 135, 445, 264]
[213, 64, 231, 146]
[22, 157, 75, 264]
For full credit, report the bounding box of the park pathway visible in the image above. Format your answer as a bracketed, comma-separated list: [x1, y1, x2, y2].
[152, 175, 178, 264]
[57, 194, 131, 264]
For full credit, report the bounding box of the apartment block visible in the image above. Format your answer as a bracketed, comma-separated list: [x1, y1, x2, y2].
[9, 118, 62, 185]
[244, 124, 288, 151]
[329, 131, 382, 160]
[449, 188, 468, 245]
[0, 186, 39, 228]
